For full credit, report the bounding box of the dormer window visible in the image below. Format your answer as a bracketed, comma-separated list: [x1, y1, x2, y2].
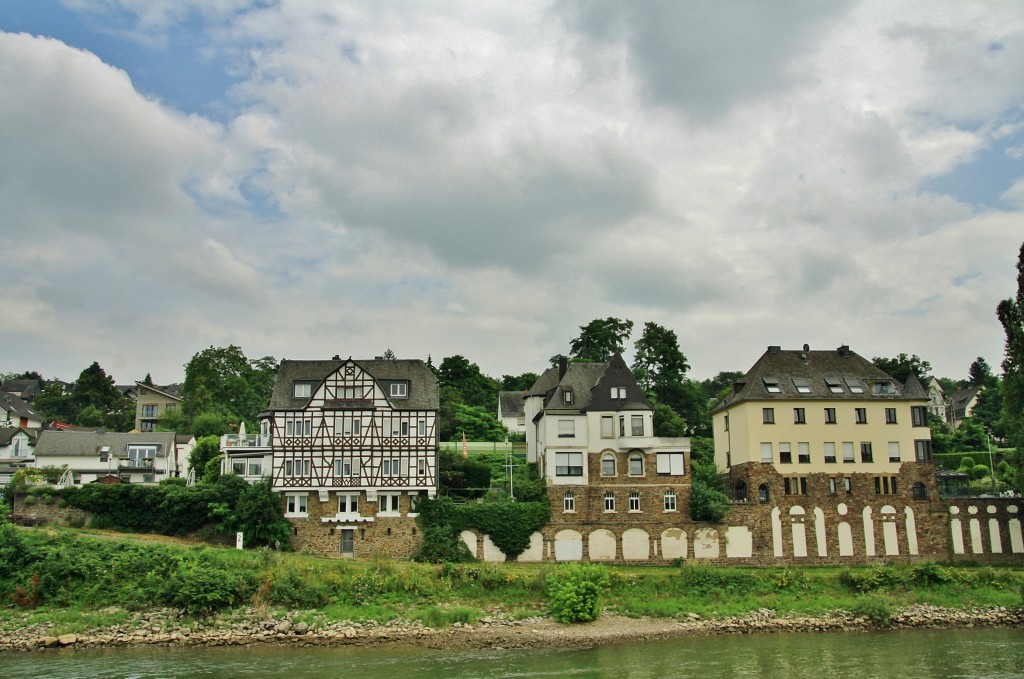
[872, 381, 894, 395]
[825, 378, 844, 394]
[792, 378, 811, 394]
[293, 382, 313, 398]
[390, 382, 408, 398]
[762, 377, 782, 393]
[611, 387, 627, 399]
[562, 388, 574, 405]
[845, 378, 866, 394]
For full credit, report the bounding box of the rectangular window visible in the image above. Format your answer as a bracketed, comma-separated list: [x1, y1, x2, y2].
[401, 421, 409, 436]
[611, 387, 627, 399]
[888, 441, 901, 462]
[284, 459, 310, 477]
[912, 406, 928, 427]
[855, 408, 867, 424]
[631, 415, 644, 436]
[824, 442, 837, 463]
[825, 377, 844, 394]
[829, 477, 838, 494]
[338, 494, 358, 514]
[784, 478, 807, 495]
[874, 477, 897, 495]
[663, 491, 677, 512]
[779, 443, 792, 464]
[842, 442, 855, 463]
[861, 442, 874, 463]
[380, 459, 400, 477]
[563, 491, 575, 512]
[390, 382, 408, 398]
[885, 408, 897, 424]
[601, 416, 614, 438]
[555, 452, 583, 476]
[342, 386, 362, 399]
[844, 477, 852, 494]
[417, 459, 426, 476]
[629, 491, 640, 512]
[656, 452, 685, 475]
[792, 377, 811, 394]
[794, 408, 806, 424]
[141, 404, 158, 418]
[232, 461, 245, 475]
[378, 494, 400, 514]
[824, 408, 836, 424]
[293, 382, 312, 398]
[629, 454, 644, 475]
[845, 378, 866, 394]
[285, 493, 308, 516]
[562, 389, 573, 404]
[798, 442, 810, 464]
[417, 419, 426, 436]
[760, 442, 773, 463]
[601, 455, 616, 476]
[558, 419, 575, 438]
[604, 492, 616, 512]
[763, 377, 782, 393]
[247, 462, 262, 476]
[915, 439, 933, 462]
[334, 459, 353, 477]
[619, 416, 626, 437]
[763, 408, 775, 424]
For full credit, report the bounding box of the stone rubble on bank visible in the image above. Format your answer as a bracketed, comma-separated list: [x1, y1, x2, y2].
[1, 605, 1020, 653]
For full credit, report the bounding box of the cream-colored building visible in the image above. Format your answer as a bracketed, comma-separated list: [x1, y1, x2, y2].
[134, 383, 182, 432]
[712, 345, 933, 502]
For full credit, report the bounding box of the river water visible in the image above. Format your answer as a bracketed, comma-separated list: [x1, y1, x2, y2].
[3, 628, 1022, 678]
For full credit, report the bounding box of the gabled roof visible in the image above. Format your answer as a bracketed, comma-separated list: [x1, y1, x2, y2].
[950, 384, 983, 418]
[0, 426, 38, 447]
[135, 382, 184, 401]
[35, 430, 177, 457]
[498, 391, 525, 418]
[0, 379, 43, 401]
[0, 394, 41, 420]
[528, 353, 652, 413]
[268, 358, 439, 411]
[713, 345, 928, 413]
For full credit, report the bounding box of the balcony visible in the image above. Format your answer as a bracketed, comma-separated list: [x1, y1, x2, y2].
[221, 434, 272, 449]
[118, 458, 155, 471]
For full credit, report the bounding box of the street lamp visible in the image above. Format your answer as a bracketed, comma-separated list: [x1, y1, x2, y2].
[987, 434, 997, 494]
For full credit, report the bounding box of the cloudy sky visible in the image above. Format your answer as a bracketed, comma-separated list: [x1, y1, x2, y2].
[2, 1, 1023, 387]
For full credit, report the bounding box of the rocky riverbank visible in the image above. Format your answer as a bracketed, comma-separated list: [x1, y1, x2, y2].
[1, 605, 1021, 653]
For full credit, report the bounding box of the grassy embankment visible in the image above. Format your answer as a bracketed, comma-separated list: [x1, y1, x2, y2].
[1, 524, 1022, 637]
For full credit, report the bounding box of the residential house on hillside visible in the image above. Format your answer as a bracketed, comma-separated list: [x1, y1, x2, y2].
[33, 430, 179, 484]
[949, 384, 983, 430]
[926, 377, 947, 424]
[0, 379, 43, 402]
[0, 394, 44, 430]
[497, 391, 526, 437]
[0, 427, 38, 485]
[220, 357, 439, 557]
[523, 354, 690, 561]
[134, 382, 183, 432]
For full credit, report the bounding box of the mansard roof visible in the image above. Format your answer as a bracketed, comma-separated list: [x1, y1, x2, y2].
[35, 430, 176, 457]
[713, 345, 929, 413]
[528, 353, 652, 413]
[269, 358, 439, 411]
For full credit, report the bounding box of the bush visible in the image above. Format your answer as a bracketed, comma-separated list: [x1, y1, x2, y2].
[168, 556, 253, 615]
[678, 564, 758, 596]
[414, 525, 475, 564]
[546, 563, 609, 623]
[849, 595, 893, 626]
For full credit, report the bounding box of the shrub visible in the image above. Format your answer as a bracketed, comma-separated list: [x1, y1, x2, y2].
[414, 525, 475, 563]
[546, 563, 609, 623]
[168, 556, 253, 615]
[849, 595, 893, 626]
[678, 564, 758, 596]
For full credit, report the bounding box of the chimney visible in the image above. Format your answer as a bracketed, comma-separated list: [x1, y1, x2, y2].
[558, 356, 568, 379]
[837, 345, 851, 357]
[767, 345, 781, 353]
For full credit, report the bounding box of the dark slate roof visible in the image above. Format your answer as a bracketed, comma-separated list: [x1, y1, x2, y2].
[0, 394, 40, 419]
[528, 353, 652, 413]
[35, 430, 177, 457]
[0, 427, 38, 447]
[950, 385, 983, 418]
[135, 382, 184, 400]
[712, 345, 929, 413]
[268, 358, 439, 411]
[0, 379, 42, 401]
[498, 391, 525, 418]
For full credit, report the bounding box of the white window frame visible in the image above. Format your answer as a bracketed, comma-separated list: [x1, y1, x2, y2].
[663, 490, 677, 512]
[378, 493, 400, 515]
[563, 491, 575, 513]
[611, 387, 627, 399]
[760, 442, 773, 463]
[285, 493, 308, 517]
[555, 452, 583, 477]
[557, 419, 575, 438]
[656, 452, 685, 475]
[823, 442, 837, 463]
[628, 491, 641, 512]
[293, 383, 312, 399]
[334, 459, 354, 477]
[628, 453, 644, 476]
[338, 493, 359, 514]
[842, 442, 855, 463]
[604, 492, 616, 512]
[601, 453, 616, 477]
[888, 441, 901, 462]
[390, 382, 408, 398]
[380, 458, 400, 477]
[631, 415, 644, 436]
[247, 461, 262, 477]
[417, 419, 426, 436]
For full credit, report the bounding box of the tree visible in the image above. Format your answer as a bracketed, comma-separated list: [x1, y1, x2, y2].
[437, 355, 500, 410]
[688, 461, 730, 522]
[381, 348, 397, 360]
[32, 382, 74, 423]
[970, 380, 1004, 439]
[699, 371, 746, 401]
[39, 362, 136, 431]
[871, 354, 932, 384]
[181, 346, 277, 427]
[968, 357, 997, 388]
[453, 404, 510, 441]
[209, 479, 292, 548]
[997, 241, 1024, 492]
[569, 318, 633, 361]
[501, 372, 539, 391]
[652, 402, 687, 437]
[188, 435, 222, 475]
[632, 322, 690, 393]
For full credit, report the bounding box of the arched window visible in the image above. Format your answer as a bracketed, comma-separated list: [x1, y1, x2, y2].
[604, 492, 616, 512]
[758, 484, 770, 503]
[601, 453, 617, 477]
[735, 480, 748, 502]
[912, 482, 927, 500]
[563, 491, 576, 513]
[628, 453, 644, 476]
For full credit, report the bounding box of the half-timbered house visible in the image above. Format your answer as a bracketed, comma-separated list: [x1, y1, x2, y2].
[222, 356, 439, 557]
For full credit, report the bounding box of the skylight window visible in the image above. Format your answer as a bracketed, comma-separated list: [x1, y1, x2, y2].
[825, 378, 843, 394]
[792, 378, 812, 394]
[762, 377, 782, 394]
[844, 378, 866, 394]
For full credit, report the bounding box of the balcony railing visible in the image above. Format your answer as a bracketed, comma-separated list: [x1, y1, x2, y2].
[118, 458, 155, 471]
[221, 434, 272, 449]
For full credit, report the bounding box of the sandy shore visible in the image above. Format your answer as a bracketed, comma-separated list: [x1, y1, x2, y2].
[2, 605, 1021, 653]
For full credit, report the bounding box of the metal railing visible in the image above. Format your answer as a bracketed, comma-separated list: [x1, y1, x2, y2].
[221, 434, 272, 448]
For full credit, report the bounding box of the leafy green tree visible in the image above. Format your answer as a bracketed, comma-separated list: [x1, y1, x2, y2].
[871, 354, 932, 384]
[191, 412, 228, 438]
[437, 447, 492, 498]
[437, 384, 464, 441]
[188, 436, 222, 475]
[454, 404, 510, 442]
[632, 321, 689, 401]
[209, 479, 291, 548]
[181, 346, 277, 426]
[652, 401, 687, 437]
[968, 357, 997, 388]
[970, 381, 1004, 438]
[951, 418, 988, 452]
[699, 371, 746, 400]
[437, 355, 500, 409]
[688, 461, 730, 522]
[569, 317, 633, 361]
[997, 241, 1024, 492]
[42, 362, 135, 431]
[501, 372, 539, 391]
[33, 382, 74, 423]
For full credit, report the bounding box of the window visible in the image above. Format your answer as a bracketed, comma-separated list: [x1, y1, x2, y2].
[629, 491, 641, 512]
[555, 452, 583, 476]
[792, 377, 811, 394]
[562, 389, 574, 404]
[794, 408, 806, 424]
[824, 407, 837, 424]
[888, 441, 901, 462]
[285, 418, 312, 437]
[400, 421, 409, 436]
[656, 452, 685, 475]
[611, 387, 627, 399]
[601, 416, 614, 438]
[604, 492, 616, 512]
[724, 414, 729, 431]
[619, 416, 626, 437]
[874, 477, 897, 495]
[798, 442, 810, 464]
[758, 484, 769, 503]
[558, 419, 575, 438]
[842, 442, 855, 463]
[915, 439, 933, 462]
[860, 442, 874, 463]
[380, 459, 400, 477]
[284, 459, 311, 477]
[829, 477, 838, 495]
[760, 442, 773, 463]
[628, 453, 644, 476]
[334, 459, 354, 477]
[417, 419, 426, 436]
[631, 415, 644, 436]
[342, 386, 363, 399]
[855, 408, 867, 424]
[293, 382, 312, 398]
[873, 381, 893, 395]
[601, 454, 616, 476]
[763, 408, 775, 424]
[845, 378, 866, 394]
[285, 493, 308, 516]
[232, 461, 245, 475]
[885, 408, 897, 424]
[844, 477, 852, 494]
[663, 490, 677, 512]
[141, 404, 158, 418]
[911, 406, 928, 427]
[140, 421, 156, 431]
[784, 477, 807, 495]
[762, 377, 782, 393]
[912, 482, 928, 500]
[338, 494, 359, 514]
[165, 403, 176, 412]
[825, 377, 844, 394]
[824, 442, 837, 463]
[247, 461, 262, 477]
[390, 382, 408, 398]
[378, 493, 400, 514]
[779, 443, 792, 464]
[417, 459, 426, 476]
[563, 491, 576, 512]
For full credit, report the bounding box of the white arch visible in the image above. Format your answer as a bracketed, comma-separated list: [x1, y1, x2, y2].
[693, 528, 720, 559]
[516, 532, 545, 562]
[789, 505, 807, 558]
[881, 505, 899, 556]
[622, 528, 651, 561]
[862, 507, 876, 556]
[589, 529, 617, 561]
[460, 530, 478, 559]
[904, 507, 919, 555]
[814, 508, 828, 557]
[554, 529, 583, 561]
[661, 528, 688, 560]
[771, 507, 783, 557]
